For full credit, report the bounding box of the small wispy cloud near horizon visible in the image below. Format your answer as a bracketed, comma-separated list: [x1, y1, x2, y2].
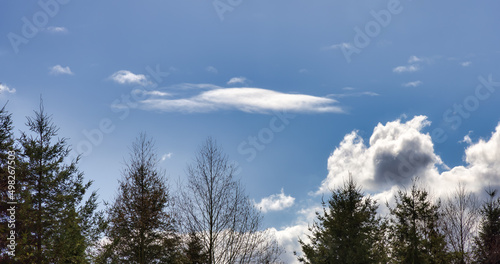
[254, 189, 295, 213]
[0, 83, 16, 94]
[49, 65, 73, 76]
[325, 42, 351, 50]
[160, 153, 173, 162]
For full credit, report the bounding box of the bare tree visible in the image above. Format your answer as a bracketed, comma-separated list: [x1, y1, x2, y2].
[442, 183, 479, 264]
[178, 137, 282, 264]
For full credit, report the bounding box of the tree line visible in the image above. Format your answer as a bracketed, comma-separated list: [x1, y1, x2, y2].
[0, 102, 282, 263]
[297, 176, 500, 264]
[2, 101, 500, 264]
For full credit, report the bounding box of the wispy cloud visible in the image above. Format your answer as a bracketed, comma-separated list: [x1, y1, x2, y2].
[402, 80, 422, 87]
[393, 65, 419, 73]
[298, 69, 308, 74]
[46, 26, 68, 33]
[49, 65, 73, 75]
[0, 83, 16, 94]
[206, 66, 218, 74]
[113, 84, 344, 114]
[461, 61, 472, 67]
[254, 189, 295, 213]
[227, 77, 247, 85]
[408, 55, 422, 63]
[160, 153, 173, 161]
[109, 70, 149, 85]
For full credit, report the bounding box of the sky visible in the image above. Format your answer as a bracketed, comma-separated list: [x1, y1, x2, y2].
[1, 0, 500, 262]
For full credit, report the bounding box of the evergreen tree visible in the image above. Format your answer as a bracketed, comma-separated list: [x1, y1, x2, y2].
[388, 182, 449, 264]
[0, 103, 19, 262]
[297, 176, 387, 264]
[184, 232, 209, 264]
[473, 189, 500, 264]
[100, 133, 182, 264]
[15, 101, 99, 263]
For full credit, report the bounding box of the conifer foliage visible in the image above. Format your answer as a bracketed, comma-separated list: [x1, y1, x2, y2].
[11, 101, 98, 263]
[298, 176, 386, 264]
[99, 133, 182, 263]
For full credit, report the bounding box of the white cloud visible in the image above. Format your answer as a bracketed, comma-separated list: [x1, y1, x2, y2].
[160, 153, 173, 162]
[393, 65, 419, 73]
[316, 115, 500, 209]
[227, 77, 247, 85]
[298, 69, 308, 74]
[402, 81, 422, 87]
[255, 189, 295, 213]
[118, 84, 344, 114]
[109, 70, 148, 85]
[0, 83, 16, 94]
[461, 61, 472, 67]
[49, 65, 73, 75]
[206, 66, 218, 74]
[408, 55, 422, 63]
[326, 42, 352, 50]
[47, 26, 68, 33]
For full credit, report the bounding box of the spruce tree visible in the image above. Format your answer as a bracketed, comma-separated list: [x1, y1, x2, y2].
[184, 232, 209, 264]
[0, 103, 19, 262]
[15, 101, 99, 263]
[473, 189, 500, 263]
[100, 133, 182, 264]
[388, 182, 449, 264]
[297, 176, 387, 264]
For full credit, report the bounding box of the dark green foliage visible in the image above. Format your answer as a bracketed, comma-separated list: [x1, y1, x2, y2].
[184, 232, 209, 264]
[297, 176, 387, 264]
[388, 182, 449, 264]
[474, 189, 500, 264]
[99, 133, 183, 264]
[6, 101, 100, 263]
[0, 103, 18, 262]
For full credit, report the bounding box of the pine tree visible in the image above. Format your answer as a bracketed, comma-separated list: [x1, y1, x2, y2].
[184, 232, 209, 264]
[14, 101, 99, 263]
[388, 182, 449, 264]
[100, 133, 182, 264]
[0, 103, 19, 262]
[297, 176, 387, 264]
[473, 189, 500, 264]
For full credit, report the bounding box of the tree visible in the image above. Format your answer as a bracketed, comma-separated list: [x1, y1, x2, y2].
[184, 232, 209, 264]
[15, 101, 99, 263]
[297, 176, 387, 264]
[178, 137, 282, 264]
[388, 181, 449, 264]
[442, 183, 479, 264]
[100, 133, 182, 264]
[473, 188, 500, 264]
[0, 103, 19, 262]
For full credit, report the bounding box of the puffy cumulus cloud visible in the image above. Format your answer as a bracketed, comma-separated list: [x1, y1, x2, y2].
[109, 70, 149, 86]
[317, 116, 443, 195]
[117, 85, 344, 114]
[316, 115, 500, 209]
[436, 123, 500, 196]
[254, 189, 295, 213]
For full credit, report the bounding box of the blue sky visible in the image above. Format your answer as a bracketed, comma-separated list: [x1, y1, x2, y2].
[1, 0, 500, 262]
